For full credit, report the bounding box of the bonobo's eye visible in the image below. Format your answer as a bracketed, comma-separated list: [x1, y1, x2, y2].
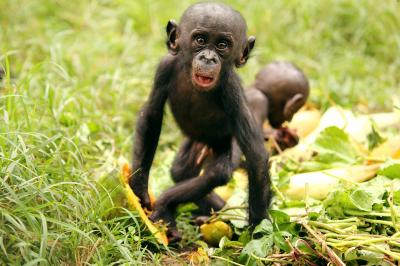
[216, 40, 229, 50]
[195, 35, 206, 45]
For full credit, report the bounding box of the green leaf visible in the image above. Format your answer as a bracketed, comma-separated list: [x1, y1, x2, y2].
[299, 161, 343, 172]
[253, 219, 273, 235]
[219, 237, 243, 249]
[269, 210, 290, 226]
[176, 202, 199, 213]
[350, 187, 383, 211]
[323, 178, 386, 218]
[224, 190, 248, 228]
[313, 126, 360, 165]
[367, 123, 386, 150]
[272, 231, 292, 252]
[307, 211, 320, 221]
[241, 236, 273, 258]
[378, 163, 400, 179]
[344, 248, 384, 263]
[394, 191, 400, 205]
[270, 210, 298, 235]
[238, 229, 252, 245]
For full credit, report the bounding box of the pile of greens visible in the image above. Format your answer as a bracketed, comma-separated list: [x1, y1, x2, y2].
[202, 126, 400, 265]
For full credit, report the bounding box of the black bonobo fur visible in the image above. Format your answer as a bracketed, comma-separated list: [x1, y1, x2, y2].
[130, 3, 270, 234]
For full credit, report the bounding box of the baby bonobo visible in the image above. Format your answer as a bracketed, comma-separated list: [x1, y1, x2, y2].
[130, 3, 270, 239]
[232, 61, 310, 166]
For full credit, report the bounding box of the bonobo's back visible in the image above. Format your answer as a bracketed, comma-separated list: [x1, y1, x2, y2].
[254, 61, 309, 102]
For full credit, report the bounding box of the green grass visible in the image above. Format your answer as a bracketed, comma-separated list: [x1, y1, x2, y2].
[1, 0, 399, 264]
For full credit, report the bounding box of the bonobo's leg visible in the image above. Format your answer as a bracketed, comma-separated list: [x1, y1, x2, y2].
[150, 143, 233, 224]
[195, 192, 225, 215]
[171, 139, 226, 215]
[170, 139, 203, 183]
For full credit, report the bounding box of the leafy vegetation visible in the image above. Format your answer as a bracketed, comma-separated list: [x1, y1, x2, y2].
[1, 0, 399, 265]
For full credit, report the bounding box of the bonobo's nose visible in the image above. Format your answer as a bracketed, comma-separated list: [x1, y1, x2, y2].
[199, 50, 217, 64]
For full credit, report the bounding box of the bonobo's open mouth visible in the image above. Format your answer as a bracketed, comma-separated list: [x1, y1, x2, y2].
[192, 72, 217, 90]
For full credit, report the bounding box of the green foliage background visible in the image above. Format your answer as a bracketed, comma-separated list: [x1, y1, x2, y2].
[0, 0, 399, 264]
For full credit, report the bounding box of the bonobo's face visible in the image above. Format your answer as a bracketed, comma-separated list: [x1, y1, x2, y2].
[189, 26, 232, 91]
[166, 3, 255, 92]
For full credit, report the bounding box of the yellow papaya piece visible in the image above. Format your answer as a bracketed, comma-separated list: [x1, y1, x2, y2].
[120, 161, 168, 245]
[200, 220, 233, 246]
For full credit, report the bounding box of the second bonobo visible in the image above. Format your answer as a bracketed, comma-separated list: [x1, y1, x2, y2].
[247, 61, 309, 129]
[232, 61, 310, 166]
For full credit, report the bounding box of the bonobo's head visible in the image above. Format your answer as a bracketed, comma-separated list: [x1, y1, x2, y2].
[166, 3, 255, 91]
[254, 61, 309, 128]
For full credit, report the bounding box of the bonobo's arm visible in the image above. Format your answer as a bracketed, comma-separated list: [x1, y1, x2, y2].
[224, 74, 271, 225]
[232, 88, 268, 169]
[130, 57, 173, 210]
[244, 87, 268, 129]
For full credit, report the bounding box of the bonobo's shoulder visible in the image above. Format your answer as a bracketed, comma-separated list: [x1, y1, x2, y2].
[154, 55, 177, 84]
[245, 87, 266, 102]
[158, 54, 177, 71]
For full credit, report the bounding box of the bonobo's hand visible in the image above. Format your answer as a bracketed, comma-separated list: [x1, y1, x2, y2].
[273, 127, 299, 150]
[129, 173, 152, 210]
[264, 127, 299, 152]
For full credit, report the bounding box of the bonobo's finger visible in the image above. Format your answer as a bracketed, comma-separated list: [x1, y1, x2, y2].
[149, 209, 162, 223]
[131, 187, 152, 211]
[129, 177, 152, 210]
[281, 127, 300, 146]
[140, 193, 152, 211]
[274, 127, 300, 150]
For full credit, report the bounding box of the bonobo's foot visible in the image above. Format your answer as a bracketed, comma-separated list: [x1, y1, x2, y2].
[149, 206, 182, 242]
[129, 178, 152, 210]
[167, 228, 182, 243]
[194, 215, 210, 226]
[149, 205, 176, 227]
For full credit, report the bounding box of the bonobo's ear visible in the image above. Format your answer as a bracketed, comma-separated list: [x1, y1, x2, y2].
[236, 36, 256, 67]
[166, 20, 179, 54]
[283, 93, 304, 121]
